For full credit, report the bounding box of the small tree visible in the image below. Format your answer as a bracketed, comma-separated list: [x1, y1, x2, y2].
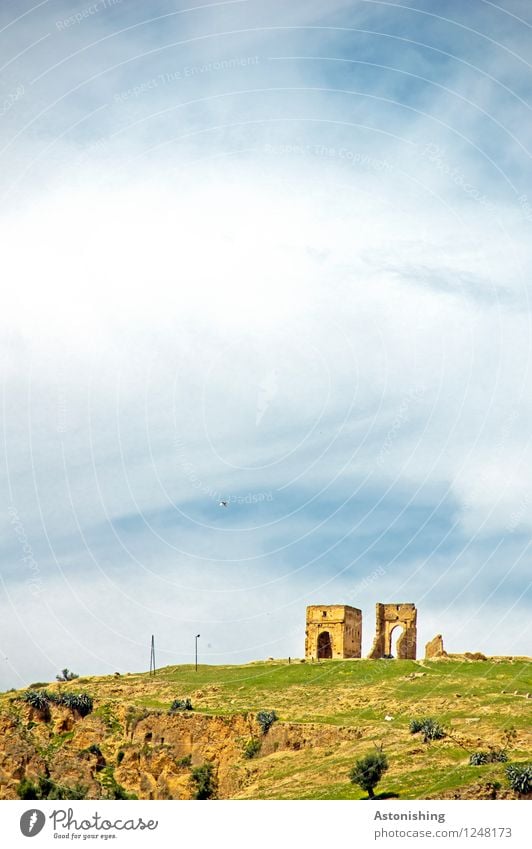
[243, 738, 262, 759]
[256, 710, 278, 734]
[56, 669, 79, 682]
[190, 763, 218, 800]
[349, 747, 389, 799]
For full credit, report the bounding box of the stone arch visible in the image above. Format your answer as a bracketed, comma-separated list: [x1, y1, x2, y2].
[387, 623, 405, 657]
[317, 631, 333, 659]
[305, 605, 362, 659]
[368, 603, 417, 659]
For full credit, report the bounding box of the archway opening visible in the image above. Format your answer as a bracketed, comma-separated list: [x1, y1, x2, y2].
[388, 624, 405, 658]
[317, 631, 332, 659]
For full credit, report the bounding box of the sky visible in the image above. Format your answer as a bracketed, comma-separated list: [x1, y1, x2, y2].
[1, 0, 531, 688]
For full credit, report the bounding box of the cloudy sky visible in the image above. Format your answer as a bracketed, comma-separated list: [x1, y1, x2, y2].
[1, 0, 531, 688]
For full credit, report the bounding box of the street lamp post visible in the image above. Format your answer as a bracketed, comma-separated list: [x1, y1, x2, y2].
[195, 634, 200, 672]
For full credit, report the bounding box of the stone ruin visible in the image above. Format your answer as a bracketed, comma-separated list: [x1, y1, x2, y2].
[305, 605, 362, 659]
[368, 603, 417, 660]
[425, 634, 447, 659]
[305, 602, 417, 660]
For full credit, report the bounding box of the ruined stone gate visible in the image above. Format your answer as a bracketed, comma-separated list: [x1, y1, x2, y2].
[305, 602, 417, 659]
[305, 605, 362, 659]
[368, 603, 417, 660]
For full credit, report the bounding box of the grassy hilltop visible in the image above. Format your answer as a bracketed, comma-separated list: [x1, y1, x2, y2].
[1, 656, 531, 800]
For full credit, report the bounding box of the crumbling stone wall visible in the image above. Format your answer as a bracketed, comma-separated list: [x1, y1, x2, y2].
[425, 634, 447, 659]
[305, 605, 362, 659]
[368, 603, 417, 659]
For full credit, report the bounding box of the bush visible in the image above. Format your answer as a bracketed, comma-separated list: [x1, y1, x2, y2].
[21, 689, 93, 718]
[178, 754, 192, 767]
[349, 750, 389, 799]
[243, 739, 262, 760]
[56, 668, 79, 682]
[422, 720, 445, 742]
[470, 749, 509, 766]
[60, 693, 93, 717]
[190, 763, 217, 800]
[489, 749, 509, 763]
[17, 775, 87, 800]
[470, 751, 489, 765]
[21, 690, 50, 713]
[169, 698, 193, 713]
[506, 763, 532, 796]
[256, 710, 278, 734]
[410, 717, 445, 743]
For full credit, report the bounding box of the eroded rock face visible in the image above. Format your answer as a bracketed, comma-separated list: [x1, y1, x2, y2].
[425, 634, 447, 659]
[0, 701, 361, 800]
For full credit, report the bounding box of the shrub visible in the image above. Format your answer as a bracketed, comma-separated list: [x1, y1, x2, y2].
[169, 698, 193, 713]
[410, 717, 445, 743]
[470, 751, 489, 765]
[17, 775, 87, 800]
[28, 682, 49, 689]
[56, 669, 79, 682]
[506, 763, 532, 796]
[60, 693, 93, 717]
[16, 778, 40, 800]
[422, 720, 445, 742]
[243, 738, 262, 760]
[178, 754, 192, 767]
[256, 710, 278, 734]
[190, 763, 217, 799]
[489, 749, 509, 763]
[21, 690, 50, 711]
[21, 689, 93, 718]
[349, 750, 389, 799]
[470, 749, 509, 766]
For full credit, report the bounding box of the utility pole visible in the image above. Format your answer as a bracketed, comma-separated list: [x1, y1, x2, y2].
[149, 634, 156, 676]
[195, 634, 200, 672]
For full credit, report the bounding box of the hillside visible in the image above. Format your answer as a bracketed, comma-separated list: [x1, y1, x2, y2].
[1, 656, 531, 800]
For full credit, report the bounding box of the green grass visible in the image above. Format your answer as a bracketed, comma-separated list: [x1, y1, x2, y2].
[2, 656, 530, 800]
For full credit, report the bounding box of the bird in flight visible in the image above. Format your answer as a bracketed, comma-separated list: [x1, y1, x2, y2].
[219, 500, 228, 508]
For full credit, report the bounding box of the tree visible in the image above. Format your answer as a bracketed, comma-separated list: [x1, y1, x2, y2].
[190, 763, 218, 800]
[56, 669, 79, 682]
[256, 710, 278, 734]
[349, 747, 389, 799]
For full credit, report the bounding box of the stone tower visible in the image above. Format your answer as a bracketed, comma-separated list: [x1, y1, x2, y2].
[305, 605, 362, 659]
[368, 602, 417, 659]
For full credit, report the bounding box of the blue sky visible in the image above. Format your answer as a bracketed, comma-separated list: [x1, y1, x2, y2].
[1, 0, 532, 687]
